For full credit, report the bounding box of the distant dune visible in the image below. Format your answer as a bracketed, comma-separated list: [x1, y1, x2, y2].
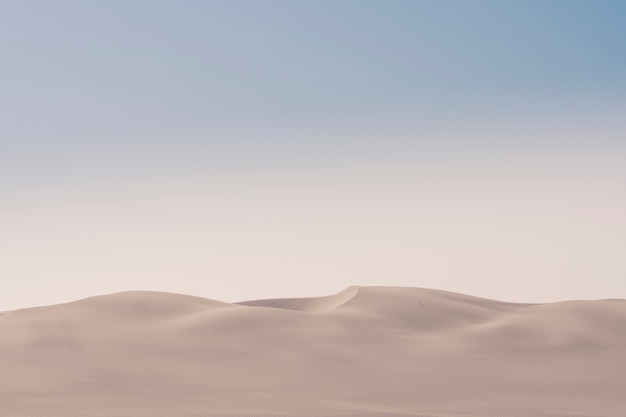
[1, 286, 625, 417]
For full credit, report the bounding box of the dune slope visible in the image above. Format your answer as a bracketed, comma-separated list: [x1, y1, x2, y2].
[1, 286, 625, 417]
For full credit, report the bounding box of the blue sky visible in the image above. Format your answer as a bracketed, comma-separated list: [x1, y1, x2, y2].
[2, 1, 625, 141]
[1, 1, 625, 309]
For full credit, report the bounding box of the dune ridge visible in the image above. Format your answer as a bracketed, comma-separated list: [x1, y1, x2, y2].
[1, 286, 625, 417]
[236, 285, 359, 311]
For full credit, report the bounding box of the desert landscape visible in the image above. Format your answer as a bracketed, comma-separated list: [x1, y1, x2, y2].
[1, 286, 625, 417]
[3, 1, 625, 416]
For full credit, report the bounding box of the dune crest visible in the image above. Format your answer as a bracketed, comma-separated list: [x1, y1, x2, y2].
[236, 285, 359, 312]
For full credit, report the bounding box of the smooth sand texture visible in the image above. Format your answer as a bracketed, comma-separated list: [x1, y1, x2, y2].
[1, 286, 625, 417]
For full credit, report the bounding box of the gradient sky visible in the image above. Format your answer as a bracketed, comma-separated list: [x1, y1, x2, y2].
[2, 0, 625, 310]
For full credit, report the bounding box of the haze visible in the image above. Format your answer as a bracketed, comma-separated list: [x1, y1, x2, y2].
[1, 0, 625, 311]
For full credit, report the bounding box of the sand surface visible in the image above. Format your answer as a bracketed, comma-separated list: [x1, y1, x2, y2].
[1, 286, 625, 417]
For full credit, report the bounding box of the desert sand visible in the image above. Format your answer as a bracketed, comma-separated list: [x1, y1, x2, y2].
[1, 286, 625, 417]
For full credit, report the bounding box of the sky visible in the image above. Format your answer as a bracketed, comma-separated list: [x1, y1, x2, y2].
[1, 0, 625, 310]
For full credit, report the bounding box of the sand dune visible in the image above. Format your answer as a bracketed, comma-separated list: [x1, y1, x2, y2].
[1, 286, 625, 417]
